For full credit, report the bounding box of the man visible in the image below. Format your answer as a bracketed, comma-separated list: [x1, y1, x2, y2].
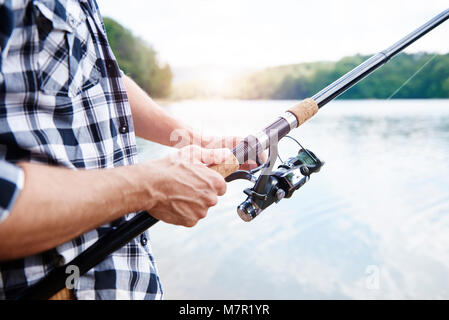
[0, 0, 244, 299]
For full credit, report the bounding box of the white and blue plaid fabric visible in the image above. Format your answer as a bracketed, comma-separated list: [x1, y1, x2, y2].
[0, 0, 163, 299]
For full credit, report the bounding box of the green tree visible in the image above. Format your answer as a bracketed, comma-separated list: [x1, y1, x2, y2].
[103, 17, 172, 98]
[232, 53, 449, 100]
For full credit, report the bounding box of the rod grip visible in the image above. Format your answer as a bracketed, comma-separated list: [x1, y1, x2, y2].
[208, 154, 240, 178]
[288, 98, 318, 127]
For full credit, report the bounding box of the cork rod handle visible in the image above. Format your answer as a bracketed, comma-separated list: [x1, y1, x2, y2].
[288, 98, 318, 127]
[208, 154, 240, 178]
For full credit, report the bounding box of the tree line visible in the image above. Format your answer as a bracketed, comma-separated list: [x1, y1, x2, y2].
[230, 53, 449, 100]
[102, 17, 448, 101]
[103, 17, 172, 98]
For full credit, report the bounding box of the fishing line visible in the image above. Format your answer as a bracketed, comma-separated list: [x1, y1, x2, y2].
[387, 53, 438, 99]
[277, 135, 318, 164]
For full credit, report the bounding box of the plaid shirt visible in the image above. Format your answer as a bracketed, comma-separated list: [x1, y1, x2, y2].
[0, 0, 163, 299]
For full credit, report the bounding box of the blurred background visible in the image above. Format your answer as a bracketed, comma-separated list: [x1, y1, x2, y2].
[96, 0, 449, 299]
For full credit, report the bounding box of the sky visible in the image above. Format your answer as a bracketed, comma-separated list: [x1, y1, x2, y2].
[96, 0, 448, 71]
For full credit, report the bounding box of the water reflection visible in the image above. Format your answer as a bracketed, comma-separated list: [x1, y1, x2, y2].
[138, 99, 449, 299]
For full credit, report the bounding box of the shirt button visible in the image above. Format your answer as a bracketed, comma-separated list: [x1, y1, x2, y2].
[68, 16, 77, 28]
[140, 234, 148, 246]
[119, 125, 128, 134]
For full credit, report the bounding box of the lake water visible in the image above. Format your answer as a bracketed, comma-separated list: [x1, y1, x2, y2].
[136, 99, 449, 299]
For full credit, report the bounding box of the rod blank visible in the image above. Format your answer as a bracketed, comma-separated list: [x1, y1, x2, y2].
[312, 8, 449, 108]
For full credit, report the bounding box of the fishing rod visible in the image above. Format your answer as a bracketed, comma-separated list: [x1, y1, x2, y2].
[16, 8, 449, 300]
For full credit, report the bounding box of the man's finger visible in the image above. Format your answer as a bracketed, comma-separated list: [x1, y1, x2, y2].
[200, 148, 232, 166]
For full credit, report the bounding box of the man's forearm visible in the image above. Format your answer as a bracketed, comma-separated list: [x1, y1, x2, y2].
[0, 162, 153, 261]
[123, 75, 199, 148]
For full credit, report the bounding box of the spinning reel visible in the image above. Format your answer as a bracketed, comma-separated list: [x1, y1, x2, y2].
[226, 137, 324, 221]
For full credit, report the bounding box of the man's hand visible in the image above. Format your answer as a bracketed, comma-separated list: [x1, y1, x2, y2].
[199, 135, 267, 171]
[0, 145, 231, 260]
[139, 145, 230, 227]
